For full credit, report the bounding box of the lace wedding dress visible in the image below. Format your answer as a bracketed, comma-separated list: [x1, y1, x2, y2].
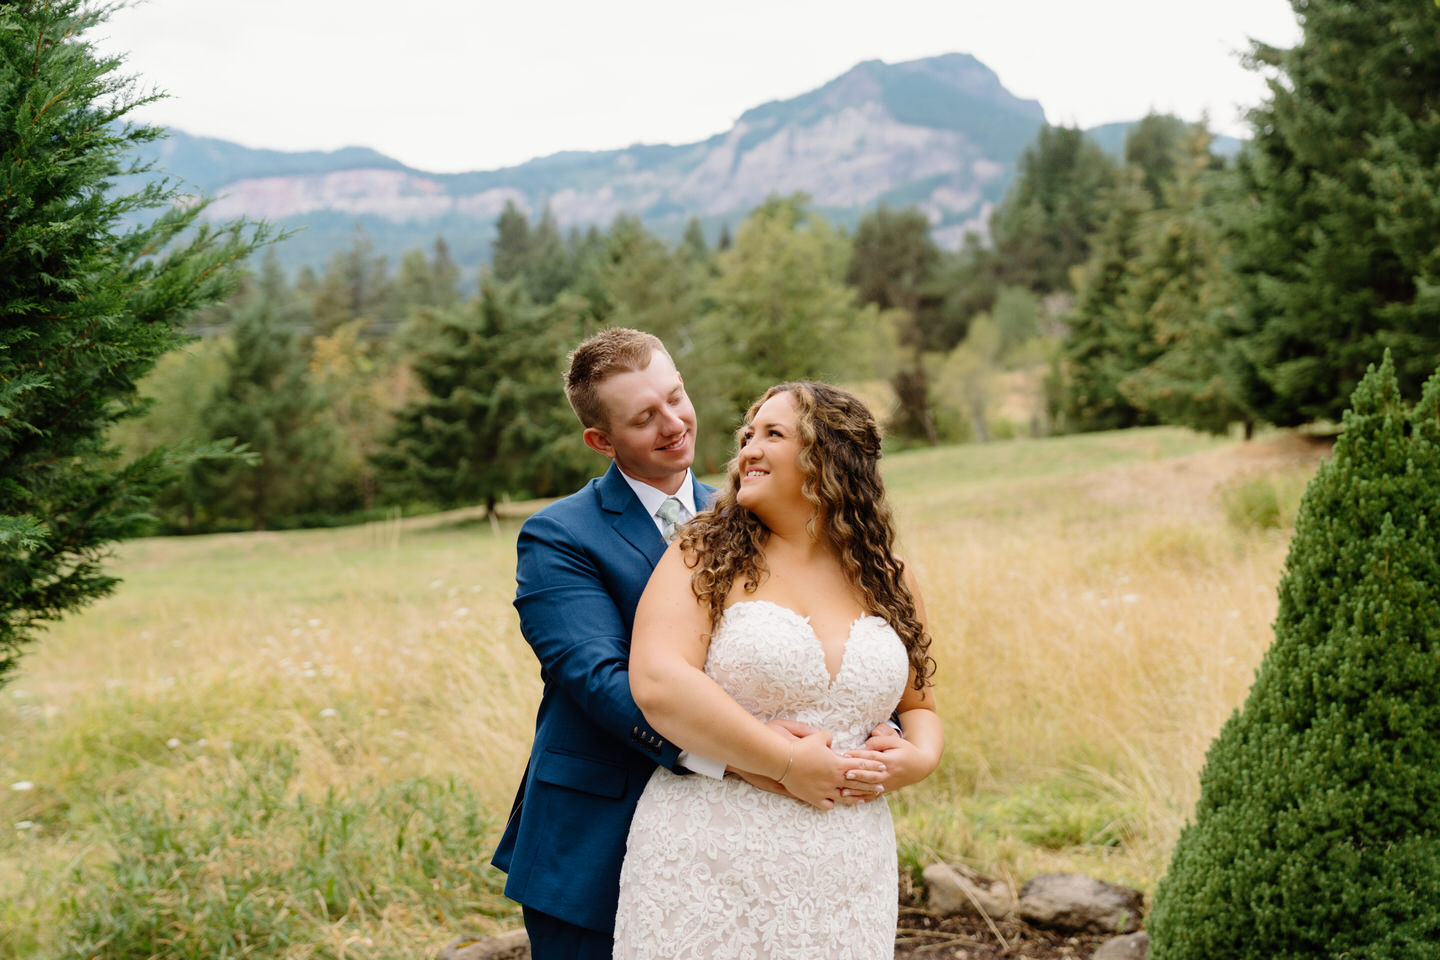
[613, 600, 910, 960]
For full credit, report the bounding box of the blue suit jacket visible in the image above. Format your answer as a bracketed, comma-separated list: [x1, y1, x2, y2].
[492, 462, 717, 932]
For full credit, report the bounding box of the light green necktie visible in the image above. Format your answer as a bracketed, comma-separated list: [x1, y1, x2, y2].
[656, 497, 684, 542]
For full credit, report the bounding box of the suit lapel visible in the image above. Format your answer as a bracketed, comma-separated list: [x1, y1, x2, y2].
[598, 463, 667, 567]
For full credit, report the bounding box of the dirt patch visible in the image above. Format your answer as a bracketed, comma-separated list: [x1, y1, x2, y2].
[893, 878, 1118, 960]
[1079, 431, 1332, 521]
[894, 907, 1113, 960]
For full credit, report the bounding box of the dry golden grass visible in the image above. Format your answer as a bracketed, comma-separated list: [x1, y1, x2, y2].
[0, 427, 1327, 956]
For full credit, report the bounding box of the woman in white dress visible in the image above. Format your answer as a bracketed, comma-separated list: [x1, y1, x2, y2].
[615, 381, 943, 960]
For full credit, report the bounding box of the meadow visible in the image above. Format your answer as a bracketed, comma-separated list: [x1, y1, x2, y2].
[0, 427, 1324, 959]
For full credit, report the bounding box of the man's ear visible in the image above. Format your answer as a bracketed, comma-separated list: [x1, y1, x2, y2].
[583, 426, 616, 459]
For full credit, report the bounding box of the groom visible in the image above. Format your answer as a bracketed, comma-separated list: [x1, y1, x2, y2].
[491, 328, 726, 959]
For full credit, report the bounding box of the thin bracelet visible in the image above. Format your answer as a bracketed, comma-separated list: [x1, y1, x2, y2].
[776, 744, 795, 785]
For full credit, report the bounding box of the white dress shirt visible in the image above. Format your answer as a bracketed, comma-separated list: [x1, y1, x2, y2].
[617, 467, 724, 779]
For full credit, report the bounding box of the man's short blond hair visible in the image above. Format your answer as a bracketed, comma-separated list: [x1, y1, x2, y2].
[565, 328, 670, 430]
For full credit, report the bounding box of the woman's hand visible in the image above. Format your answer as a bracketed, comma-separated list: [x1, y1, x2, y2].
[774, 730, 885, 810]
[839, 718, 942, 801]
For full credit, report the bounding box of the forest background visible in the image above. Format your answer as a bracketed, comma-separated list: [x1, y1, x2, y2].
[3, 0, 1440, 956]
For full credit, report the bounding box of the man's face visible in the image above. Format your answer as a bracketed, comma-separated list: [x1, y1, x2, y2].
[584, 350, 697, 492]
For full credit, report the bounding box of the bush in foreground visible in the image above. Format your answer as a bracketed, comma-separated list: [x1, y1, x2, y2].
[1150, 354, 1440, 958]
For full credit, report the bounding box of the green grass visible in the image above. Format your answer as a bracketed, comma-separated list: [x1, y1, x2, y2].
[0, 427, 1323, 957]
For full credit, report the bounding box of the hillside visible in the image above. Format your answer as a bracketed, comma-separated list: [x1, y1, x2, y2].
[135, 54, 1246, 275]
[137, 53, 1049, 270]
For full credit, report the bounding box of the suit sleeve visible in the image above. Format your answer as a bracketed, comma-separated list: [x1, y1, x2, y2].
[513, 511, 687, 771]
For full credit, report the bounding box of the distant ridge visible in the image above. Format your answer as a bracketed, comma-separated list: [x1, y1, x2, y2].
[131, 54, 1238, 272]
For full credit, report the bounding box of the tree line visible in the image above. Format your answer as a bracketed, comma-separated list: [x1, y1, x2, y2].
[8, 0, 1437, 679]
[119, 0, 1440, 530]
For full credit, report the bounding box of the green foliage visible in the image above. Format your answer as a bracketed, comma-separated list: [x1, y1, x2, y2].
[193, 260, 343, 530]
[1114, 131, 1253, 434]
[849, 204, 947, 443]
[396, 237, 461, 311]
[1151, 355, 1440, 959]
[988, 125, 1120, 295]
[59, 750, 506, 960]
[1124, 113, 1192, 206]
[1059, 123, 1250, 436]
[1058, 173, 1158, 432]
[489, 201, 575, 303]
[310, 226, 398, 336]
[0, 0, 266, 683]
[374, 283, 594, 512]
[706, 194, 885, 418]
[1225, 0, 1440, 426]
[1217, 469, 1310, 533]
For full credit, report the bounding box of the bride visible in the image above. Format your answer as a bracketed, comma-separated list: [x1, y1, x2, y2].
[615, 381, 943, 960]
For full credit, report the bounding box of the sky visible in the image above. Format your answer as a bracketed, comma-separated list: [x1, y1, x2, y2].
[95, 0, 1303, 175]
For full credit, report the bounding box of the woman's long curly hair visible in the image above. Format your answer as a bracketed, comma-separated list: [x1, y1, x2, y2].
[678, 381, 935, 690]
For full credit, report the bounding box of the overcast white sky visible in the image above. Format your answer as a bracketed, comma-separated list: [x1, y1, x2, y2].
[95, 0, 1302, 174]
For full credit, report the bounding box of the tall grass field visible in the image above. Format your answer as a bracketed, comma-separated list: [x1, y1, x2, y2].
[0, 427, 1324, 958]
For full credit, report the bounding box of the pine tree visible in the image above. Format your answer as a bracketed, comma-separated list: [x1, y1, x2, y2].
[374, 282, 593, 515]
[1116, 130, 1254, 434]
[988, 125, 1119, 294]
[311, 226, 397, 336]
[1226, 0, 1440, 426]
[1058, 173, 1158, 432]
[395, 236, 461, 311]
[680, 217, 710, 266]
[1124, 113, 1191, 206]
[490, 200, 532, 285]
[0, 1, 267, 681]
[1150, 354, 1440, 960]
[195, 260, 339, 530]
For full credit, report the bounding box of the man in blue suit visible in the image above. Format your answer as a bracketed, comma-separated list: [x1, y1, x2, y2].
[492, 328, 730, 959]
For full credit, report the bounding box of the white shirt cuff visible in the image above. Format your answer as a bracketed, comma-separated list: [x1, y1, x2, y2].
[677, 749, 725, 779]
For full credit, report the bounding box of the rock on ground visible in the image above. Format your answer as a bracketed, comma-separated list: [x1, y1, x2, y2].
[439, 929, 530, 960]
[1016, 873, 1144, 934]
[1093, 930, 1149, 960]
[923, 861, 1015, 919]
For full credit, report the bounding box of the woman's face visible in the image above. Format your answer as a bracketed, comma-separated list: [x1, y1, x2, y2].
[735, 390, 809, 521]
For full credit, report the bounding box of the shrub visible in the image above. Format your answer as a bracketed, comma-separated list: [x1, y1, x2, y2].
[1150, 354, 1440, 959]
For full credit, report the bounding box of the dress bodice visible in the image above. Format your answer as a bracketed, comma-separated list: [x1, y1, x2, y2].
[703, 600, 910, 753]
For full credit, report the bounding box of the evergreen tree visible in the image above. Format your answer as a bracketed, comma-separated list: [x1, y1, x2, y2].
[988, 125, 1120, 294]
[848, 204, 945, 444]
[490, 199, 533, 285]
[311, 226, 397, 336]
[1116, 130, 1254, 434]
[526, 205, 575, 303]
[374, 282, 593, 515]
[395, 236, 461, 311]
[1225, 0, 1440, 426]
[0, 0, 266, 681]
[680, 216, 710, 265]
[1058, 173, 1158, 431]
[1151, 354, 1440, 959]
[195, 260, 339, 530]
[1124, 113, 1191, 206]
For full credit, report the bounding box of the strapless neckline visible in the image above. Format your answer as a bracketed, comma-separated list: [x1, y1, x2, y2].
[723, 599, 881, 687]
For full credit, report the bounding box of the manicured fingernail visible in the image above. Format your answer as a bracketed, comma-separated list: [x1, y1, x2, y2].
[845, 771, 858, 780]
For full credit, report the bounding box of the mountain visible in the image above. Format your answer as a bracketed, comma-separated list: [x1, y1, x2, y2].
[136, 53, 1048, 272]
[137, 55, 1244, 274]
